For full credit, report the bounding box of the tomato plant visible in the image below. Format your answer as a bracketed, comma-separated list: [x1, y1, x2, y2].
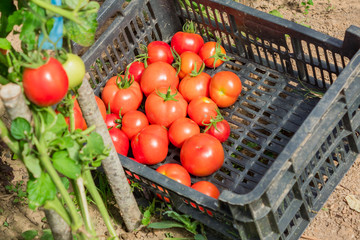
[131, 125, 169, 165]
[23, 57, 69, 107]
[171, 21, 204, 55]
[209, 71, 242, 108]
[62, 53, 85, 89]
[140, 61, 179, 96]
[168, 117, 200, 148]
[145, 87, 188, 128]
[180, 133, 224, 177]
[101, 74, 143, 116]
[198, 40, 230, 68]
[178, 65, 211, 102]
[173, 51, 203, 79]
[191, 181, 220, 199]
[187, 96, 218, 126]
[156, 163, 191, 187]
[146, 41, 174, 65]
[109, 127, 129, 156]
[121, 110, 149, 140]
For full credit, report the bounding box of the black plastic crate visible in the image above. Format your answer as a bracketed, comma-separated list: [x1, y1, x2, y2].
[79, 0, 360, 239]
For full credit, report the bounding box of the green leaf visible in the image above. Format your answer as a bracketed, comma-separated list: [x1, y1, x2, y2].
[27, 173, 57, 210]
[0, 38, 11, 50]
[64, 2, 99, 47]
[269, 9, 284, 18]
[10, 117, 31, 140]
[61, 177, 70, 190]
[21, 230, 38, 240]
[79, 132, 106, 161]
[6, 10, 24, 33]
[147, 221, 185, 229]
[40, 229, 53, 240]
[52, 151, 81, 180]
[194, 234, 207, 240]
[0, 0, 17, 37]
[44, 113, 68, 143]
[23, 154, 42, 179]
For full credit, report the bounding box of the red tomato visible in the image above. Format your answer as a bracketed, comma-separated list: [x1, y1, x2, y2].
[23, 57, 68, 106]
[140, 62, 179, 97]
[131, 125, 169, 165]
[109, 127, 129, 156]
[62, 106, 87, 131]
[105, 113, 121, 129]
[101, 75, 143, 116]
[145, 87, 188, 128]
[174, 51, 203, 79]
[147, 41, 174, 65]
[179, 71, 211, 102]
[168, 117, 200, 148]
[128, 61, 145, 83]
[171, 21, 204, 55]
[191, 181, 220, 199]
[180, 133, 224, 177]
[209, 71, 242, 108]
[187, 96, 218, 126]
[205, 118, 231, 143]
[156, 163, 191, 187]
[198, 41, 229, 68]
[121, 110, 149, 140]
[95, 95, 107, 121]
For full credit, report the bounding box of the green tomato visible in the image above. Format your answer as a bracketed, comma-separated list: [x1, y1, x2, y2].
[62, 53, 86, 89]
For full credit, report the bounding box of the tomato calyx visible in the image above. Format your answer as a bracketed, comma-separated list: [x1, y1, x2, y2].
[171, 48, 181, 75]
[182, 20, 197, 33]
[189, 62, 205, 77]
[156, 87, 179, 102]
[209, 39, 231, 68]
[20, 51, 49, 69]
[114, 72, 134, 89]
[203, 108, 224, 133]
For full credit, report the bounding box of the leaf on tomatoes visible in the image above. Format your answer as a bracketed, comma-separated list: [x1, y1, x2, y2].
[64, 1, 99, 47]
[10, 117, 31, 140]
[52, 150, 81, 179]
[27, 172, 56, 210]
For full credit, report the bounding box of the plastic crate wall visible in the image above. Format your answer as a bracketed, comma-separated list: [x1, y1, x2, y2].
[80, 0, 360, 239]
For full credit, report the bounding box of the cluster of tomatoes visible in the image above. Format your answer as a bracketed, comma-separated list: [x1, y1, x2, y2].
[96, 21, 242, 199]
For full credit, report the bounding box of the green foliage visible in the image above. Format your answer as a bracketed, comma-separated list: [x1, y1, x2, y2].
[21, 230, 38, 240]
[269, 9, 284, 18]
[5, 181, 27, 203]
[300, 0, 314, 15]
[20, 229, 54, 240]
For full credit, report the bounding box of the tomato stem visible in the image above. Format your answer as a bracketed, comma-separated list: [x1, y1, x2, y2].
[156, 86, 179, 102]
[203, 108, 223, 133]
[43, 196, 72, 226]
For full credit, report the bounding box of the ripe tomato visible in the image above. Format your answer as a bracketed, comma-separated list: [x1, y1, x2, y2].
[173, 51, 203, 79]
[140, 61, 179, 96]
[128, 61, 145, 83]
[145, 87, 188, 128]
[191, 181, 220, 199]
[109, 127, 129, 156]
[198, 41, 229, 68]
[205, 118, 231, 143]
[181, 133, 224, 177]
[23, 57, 68, 107]
[209, 71, 242, 108]
[95, 95, 107, 121]
[101, 75, 143, 116]
[62, 53, 85, 89]
[156, 163, 191, 187]
[171, 21, 204, 55]
[187, 96, 218, 126]
[105, 113, 121, 129]
[131, 125, 169, 165]
[147, 41, 174, 65]
[168, 117, 200, 148]
[121, 110, 149, 140]
[179, 71, 211, 102]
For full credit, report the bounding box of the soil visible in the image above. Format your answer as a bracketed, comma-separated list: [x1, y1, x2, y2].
[1, 0, 360, 240]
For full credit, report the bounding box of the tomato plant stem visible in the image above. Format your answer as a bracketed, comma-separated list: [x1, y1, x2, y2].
[43, 196, 72, 226]
[0, 119, 20, 155]
[30, 0, 83, 25]
[34, 137, 83, 231]
[72, 178, 97, 238]
[83, 170, 119, 239]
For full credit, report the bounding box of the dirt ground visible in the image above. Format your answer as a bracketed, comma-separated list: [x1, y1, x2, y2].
[1, 0, 360, 240]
